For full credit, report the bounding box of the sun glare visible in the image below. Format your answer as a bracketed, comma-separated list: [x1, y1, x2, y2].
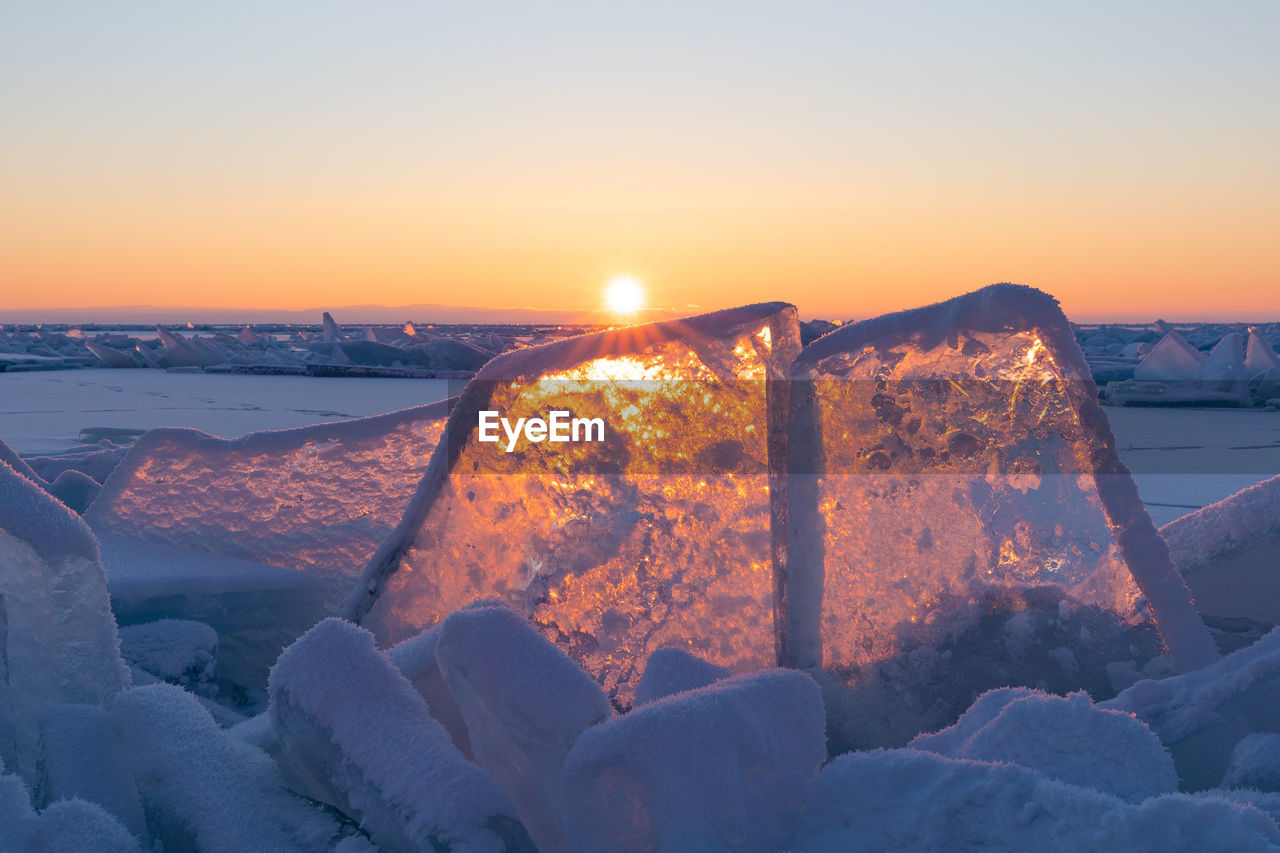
[604, 276, 645, 316]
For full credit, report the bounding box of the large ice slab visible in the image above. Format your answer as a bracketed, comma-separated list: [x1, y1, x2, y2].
[0, 459, 129, 780]
[434, 603, 612, 852]
[86, 401, 451, 610]
[347, 304, 801, 707]
[786, 284, 1217, 750]
[562, 669, 826, 853]
[269, 618, 533, 852]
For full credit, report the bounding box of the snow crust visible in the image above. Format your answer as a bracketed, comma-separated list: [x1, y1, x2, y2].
[118, 619, 218, 696]
[562, 669, 826, 853]
[1223, 733, 1280, 792]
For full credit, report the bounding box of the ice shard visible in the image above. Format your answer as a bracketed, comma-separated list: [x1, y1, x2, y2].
[0, 459, 129, 779]
[87, 401, 451, 611]
[785, 284, 1217, 750]
[346, 304, 800, 707]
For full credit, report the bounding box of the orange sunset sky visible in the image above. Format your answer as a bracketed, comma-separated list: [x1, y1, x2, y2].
[1, 2, 1276, 322]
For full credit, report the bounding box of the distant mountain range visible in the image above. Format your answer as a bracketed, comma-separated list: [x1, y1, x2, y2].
[0, 303, 678, 326]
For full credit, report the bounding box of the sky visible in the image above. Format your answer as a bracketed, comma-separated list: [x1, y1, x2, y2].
[1, 1, 1276, 321]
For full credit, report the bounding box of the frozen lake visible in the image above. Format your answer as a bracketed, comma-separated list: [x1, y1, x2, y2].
[2, 369, 1278, 524]
[0, 369, 451, 454]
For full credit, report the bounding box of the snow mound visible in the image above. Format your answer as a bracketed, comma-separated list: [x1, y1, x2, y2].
[118, 619, 218, 697]
[910, 689, 1176, 802]
[787, 284, 1215, 750]
[563, 669, 826, 853]
[1160, 473, 1280, 631]
[349, 303, 801, 708]
[0, 459, 129, 780]
[635, 647, 732, 705]
[86, 400, 451, 611]
[110, 682, 338, 852]
[1223, 734, 1280, 792]
[435, 603, 613, 852]
[268, 618, 533, 852]
[1103, 627, 1280, 790]
[794, 748, 1280, 852]
[45, 469, 101, 514]
[36, 703, 147, 843]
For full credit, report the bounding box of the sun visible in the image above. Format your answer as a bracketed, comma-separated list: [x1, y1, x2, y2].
[603, 276, 645, 317]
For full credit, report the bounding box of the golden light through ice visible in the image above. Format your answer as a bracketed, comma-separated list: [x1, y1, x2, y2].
[604, 276, 645, 316]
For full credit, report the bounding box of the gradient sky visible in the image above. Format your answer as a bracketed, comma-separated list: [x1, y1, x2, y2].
[1, 1, 1276, 321]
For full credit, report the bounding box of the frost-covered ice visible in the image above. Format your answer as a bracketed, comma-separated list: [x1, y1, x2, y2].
[434, 603, 612, 852]
[388, 625, 474, 759]
[562, 670, 826, 853]
[794, 748, 1280, 852]
[35, 703, 147, 843]
[87, 400, 451, 611]
[110, 682, 338, 852]
[1223, 734, 1280, 792]
[634, 647, 732, 705]
[785, 284, 1217, 750]
[1103, 627, 1280, 790]
[908, 689, 1176, 802]
[118, 619, 218, 696]
[0, 459, 129, 779]
[349, 303, 801, 707]
[269, 618, 533, 852]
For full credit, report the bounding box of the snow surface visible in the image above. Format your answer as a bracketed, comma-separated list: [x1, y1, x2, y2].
[269, 618, 533, 852]
[794, 748, 1280, 852]
[562, 669, 826, 853]
[0, 459, 129, 780]
[434, 603, 613, 852]
[908, 689, 1177, 802]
